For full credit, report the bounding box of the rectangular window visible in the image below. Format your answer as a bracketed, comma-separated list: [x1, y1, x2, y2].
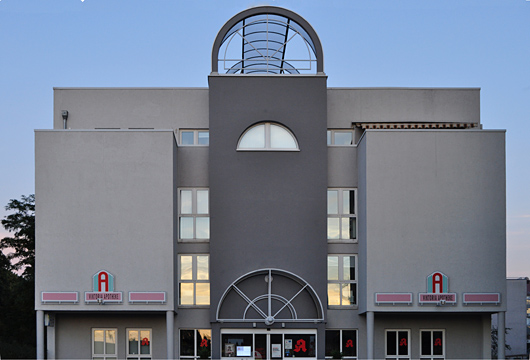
[127, 329, 151, 360]
[327, 130, 354, 146]
[420, 330, 444, 360]
[385, 330, 410, 360]
[325, 330, 357, 358]
[327, 255, 357, 306]
[179, 188, 209, 241]
[179, 129, 209, 146]
[327, 189, 357, 241]
[179, 254, 210, 306]
[179, 329, 211, 359]
[92, 329, 117, 360]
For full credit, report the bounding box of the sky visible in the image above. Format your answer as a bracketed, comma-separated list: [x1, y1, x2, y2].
[0, 0, 529, 276]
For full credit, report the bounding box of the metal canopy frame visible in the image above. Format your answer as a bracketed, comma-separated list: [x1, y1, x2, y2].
[212, 6, 324, 74]
[216, 268, 325, 324]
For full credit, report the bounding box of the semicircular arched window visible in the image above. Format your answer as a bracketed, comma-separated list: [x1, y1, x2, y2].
[237, 122, 299, 151]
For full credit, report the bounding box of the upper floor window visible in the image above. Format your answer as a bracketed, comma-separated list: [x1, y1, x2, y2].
[328, 188, 357, 241]
[328, 255, 357, 307]
[237, 122, 299, 151]
[179, 130, 209, 146]
[179, 254, 210, 306]
[328, 130, 354, 146]
[179, 188, 209, 241]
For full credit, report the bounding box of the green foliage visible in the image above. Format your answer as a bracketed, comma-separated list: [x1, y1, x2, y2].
[330, 349, 343, 359]
[1, 194, 35, 280]
[0, 195, 36, 358]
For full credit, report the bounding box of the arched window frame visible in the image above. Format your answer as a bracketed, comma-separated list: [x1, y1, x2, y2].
[237, 122, 300, 151]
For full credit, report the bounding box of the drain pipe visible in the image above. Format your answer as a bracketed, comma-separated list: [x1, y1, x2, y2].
[61, 110, 68, 129]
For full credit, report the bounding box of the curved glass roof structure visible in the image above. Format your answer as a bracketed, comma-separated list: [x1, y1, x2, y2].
[212, 7, 324, 74]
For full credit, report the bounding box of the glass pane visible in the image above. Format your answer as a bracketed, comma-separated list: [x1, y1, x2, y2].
[222, 334, 253, 357]
[328, 218, 340, 240]
[129, 330, 139, 355]
[239, 124, 265, 149]
[270, 124, 297, 149]
[198, 131, 209, 145]
[179, 217, 194, 239]
[197, 190, 209, 214]
[342, 330, 357, 356]
[255, 334, 267, 359]
[94, 330, 104, 354]
[327, 130, 331, 145]
[421, 331, 431, 356]
[343, 256, 355, 281]
[350, 217, 357, 239]
[287, 334, 315, 357]
[180, 256, 193, 280]
[179, 283, 194, 305]
[343, 190, 355, 214]
[398, 331, 408, 355]
[181, 131, 194, 145]
[197, 329, 211, 357]
[334, 131, 353, 145]
[140, 330, 150, 355]
[325, 330, 340, 357]
[180, 330, 195, 356]
[106, 330, 116, 355]
[195, 217, 210, 239]
[196, 283, 210, 305]
[327, 190, 338, 214]
[197, 256, 209, 280]
[433, 331, 443, 355]
[341, 283, 355, 305]
[328, 283, 340, 305]
[180, 190, 193, 214]
[271, 334, 282, 359]
[386, 331, 396, 356]
[327, 256, 338, 280]
[341, 218, 349, 240]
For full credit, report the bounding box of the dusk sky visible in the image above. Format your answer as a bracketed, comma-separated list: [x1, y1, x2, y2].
[0, 0, 528, 276]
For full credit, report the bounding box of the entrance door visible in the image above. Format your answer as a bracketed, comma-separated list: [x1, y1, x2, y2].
[221, 329, 317, 360]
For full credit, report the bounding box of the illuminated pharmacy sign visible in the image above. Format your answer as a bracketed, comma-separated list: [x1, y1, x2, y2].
[419, 271, 456, 305]
[85, 270, 123, 304]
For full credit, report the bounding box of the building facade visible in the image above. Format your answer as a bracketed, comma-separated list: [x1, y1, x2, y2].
[35, 6, 507, 359]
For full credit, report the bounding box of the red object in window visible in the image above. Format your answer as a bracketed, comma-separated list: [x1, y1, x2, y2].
[434, 338, 442, 347]
[399, 338, 407, 346]
[98, 272, 109, 292]
[345, 339, 354, 348]
[294, 339, 307, 353]
[200, 339, 208, 347]
[141, 338, 149, 346]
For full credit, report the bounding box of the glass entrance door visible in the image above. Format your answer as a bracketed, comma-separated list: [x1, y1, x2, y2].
[221, 329, 317, 360]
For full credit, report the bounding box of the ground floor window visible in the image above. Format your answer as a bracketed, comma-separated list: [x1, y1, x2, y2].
[420, 330, 444, 360]
[221, 329, 316, 359]
[385, 330, 410, 360]
[127, 329, 151, 359]
[325, 330, 357, 358]
[180, 329, 211, 359]
[92, 328, 117, 360]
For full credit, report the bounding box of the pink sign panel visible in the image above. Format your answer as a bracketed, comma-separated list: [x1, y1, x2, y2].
[463, 293, 501, 304]
[375, 293, 413, 304]
[85, 292, 123, 303]
[42, 292, 78, 303]
[419, 293, 456, 304]
[129, 292, 166, 303]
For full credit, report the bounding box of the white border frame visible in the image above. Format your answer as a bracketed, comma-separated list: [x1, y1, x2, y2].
[178, 254, 210, 307]
[126, 328, 152, 359]
[237, 122, 300, 152]
[327, 254, 357, 308]
[419, 329, 445, 360]
[92, 328, 118, 360]
[384, 329, 410, 359]
[327, 188, 357, 243]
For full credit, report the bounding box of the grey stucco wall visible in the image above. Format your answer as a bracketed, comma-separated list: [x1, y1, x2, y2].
[53, 312, 166, 359]
[54, 88, 209, 130]
[359, 129, 506, 314]
[208, 74, 328, 358]
[35, 130, 176, 312]
[327, 88, 480, 127]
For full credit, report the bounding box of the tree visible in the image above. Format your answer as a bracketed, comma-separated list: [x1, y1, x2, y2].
[1, 194, 35, 280]
[0, 194, 36, 358]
